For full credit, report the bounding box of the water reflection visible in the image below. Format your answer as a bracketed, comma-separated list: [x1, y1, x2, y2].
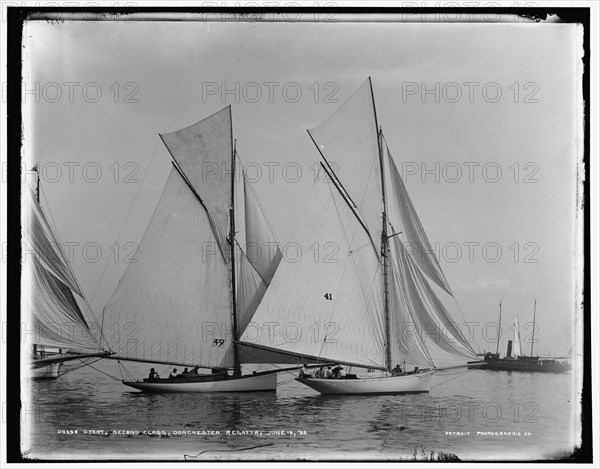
[23, 361, 577, 460]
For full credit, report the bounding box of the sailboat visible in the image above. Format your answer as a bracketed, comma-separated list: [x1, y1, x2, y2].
[238, 78, 480, 395]
[102, 106, 301, 392]
[24, 166, 113, 379]
[482, 301, 572, 373]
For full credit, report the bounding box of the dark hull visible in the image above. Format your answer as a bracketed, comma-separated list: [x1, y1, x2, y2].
[480, 356, 571, 373]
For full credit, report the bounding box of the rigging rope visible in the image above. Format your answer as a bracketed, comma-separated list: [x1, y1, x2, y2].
[430, 367, 477, 390]
[117, 360, 137, 381]
[56, 357, 124, 382]
[452, 296, 481, 354]
[56, 357, 103, 377]
[81, 360, 123, 381]
[277, 377, 298, 386]
[327, 179, 386, 369]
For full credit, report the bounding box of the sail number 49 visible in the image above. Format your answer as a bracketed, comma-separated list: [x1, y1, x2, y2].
[212, 339, 225, 347]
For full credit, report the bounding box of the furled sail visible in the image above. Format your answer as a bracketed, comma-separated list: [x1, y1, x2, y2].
[159, 106, 233, 253]
[240, 177, 387, 370]
[307, 79, 383, 255]
[102, 168, 234, 368]
[383, 138, 453, 296]
[23, 185, 104, 351]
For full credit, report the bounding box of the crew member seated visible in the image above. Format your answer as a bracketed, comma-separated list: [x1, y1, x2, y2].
[299, 364, 312, 378]
[332, 365, 344, 378]
[392, 364, 404, 376]
[148, 368, 159, 380]
[169, 368, 178, 378]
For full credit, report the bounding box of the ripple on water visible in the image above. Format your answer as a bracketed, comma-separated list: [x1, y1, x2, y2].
[22, 362, 578, 460]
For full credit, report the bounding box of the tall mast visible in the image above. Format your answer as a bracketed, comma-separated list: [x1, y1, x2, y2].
[230, 129, 241, 377]
[33, 162, 40, 356]
[369, 77, 392, 372]
[530, 299, 536, 356]
[496, 300, 502, 354]
[34, 163, 40, 203]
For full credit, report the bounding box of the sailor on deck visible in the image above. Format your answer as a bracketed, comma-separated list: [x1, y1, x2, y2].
[299, 364, 312, 378]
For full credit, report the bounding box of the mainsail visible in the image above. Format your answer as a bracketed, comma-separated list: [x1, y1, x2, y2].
[240, 78, 478, 372]
[102, 107, 294, 369]
[307, 80, 383, 255]
[239, 176, 387, 370]
[23, 183, 107, 355]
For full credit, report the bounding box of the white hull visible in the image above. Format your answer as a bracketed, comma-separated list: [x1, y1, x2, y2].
[123, 372, 278, 393]
[296, 370, 434, 395]
[30, 363, 61, 380]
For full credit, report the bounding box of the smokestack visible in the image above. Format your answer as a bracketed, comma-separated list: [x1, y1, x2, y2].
[507, 340, 513, 358]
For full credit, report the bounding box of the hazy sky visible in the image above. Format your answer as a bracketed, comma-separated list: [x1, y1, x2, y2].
[22, 17, 582, 355]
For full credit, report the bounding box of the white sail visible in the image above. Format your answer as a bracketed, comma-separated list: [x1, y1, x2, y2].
[25, 258, 100, 350]
[387, 252, 435, 370]
[243, 79, 479, 377]
[159, 106, 233, 252]
[104, 111, 288, 369]
[389, 237, 478, 368]
[236, 247, 267, 336]
[24, 186, 84, 297]
[233, 156, 283, 335]
[242, 172, 282, 284]
[23, 185, 102, 351]
[232, 153, 287, 364]
[383, 139, 453, 295]
[308, 78, 383, 255]
[512, 316, 522, 357]
[240, 177, 387, 370]
[102, 167, 234, 368]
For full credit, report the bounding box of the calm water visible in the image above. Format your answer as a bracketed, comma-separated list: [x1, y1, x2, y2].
[21, 360, 578, 461]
